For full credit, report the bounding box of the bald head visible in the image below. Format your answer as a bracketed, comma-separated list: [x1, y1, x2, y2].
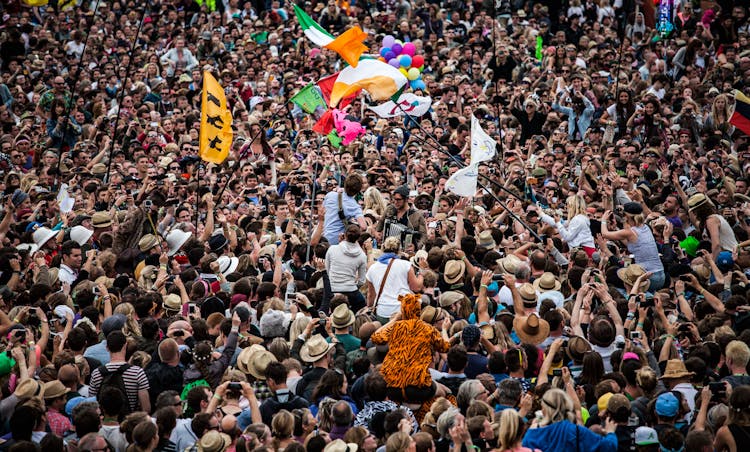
[158, 338, 180, 363]
[220, 414, 237, 433]
[357, 322, 378, 341]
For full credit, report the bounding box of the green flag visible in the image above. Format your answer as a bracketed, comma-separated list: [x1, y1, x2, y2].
[327, 130, 342, 148]
[290, 83, 327, 115]
[535, 36, 543, 61]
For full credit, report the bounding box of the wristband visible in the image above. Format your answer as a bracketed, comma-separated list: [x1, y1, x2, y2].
[636, 322, 644, 328]
[480, 284, 489, 289]
[676, 292, 685, 298]
[212, 394, 222, 401]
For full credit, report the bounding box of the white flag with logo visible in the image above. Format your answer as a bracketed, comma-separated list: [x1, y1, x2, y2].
[368, 93, 433, 118]
[445, 163, 479, 198]
[470, 115, 497, 164]
[57, 183, 74, 214]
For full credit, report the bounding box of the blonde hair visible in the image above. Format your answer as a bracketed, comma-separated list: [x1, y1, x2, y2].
[271, 410, 294, 439]
[289, 315, 311, 345]
[364, 187, 387, 217]
[566, 195, 587, 221]
[727, 340, 750, 368]
[114, 302, 142, 337]
[386, 432, 413, 452]
[539, 389, 576, 426]
[382, 236, 401, 253]
[497, 409, 525, 451]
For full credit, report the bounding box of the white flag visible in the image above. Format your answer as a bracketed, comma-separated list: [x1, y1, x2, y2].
[57, 184, 74, 214]
[367, 93, 432, 118]
[445, 163, 479, 198]
[470, 115, 497, 164]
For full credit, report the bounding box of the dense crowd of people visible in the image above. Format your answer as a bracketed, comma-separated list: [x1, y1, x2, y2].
[0, 0, 750, 452]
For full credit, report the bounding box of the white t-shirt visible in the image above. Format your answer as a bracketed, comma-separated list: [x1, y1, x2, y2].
[366, 258, 412, 319]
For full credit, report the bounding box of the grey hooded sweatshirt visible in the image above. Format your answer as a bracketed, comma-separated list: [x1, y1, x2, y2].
[325, 240, 367, 292]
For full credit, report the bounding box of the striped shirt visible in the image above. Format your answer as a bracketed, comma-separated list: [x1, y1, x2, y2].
[89, 361, 150, 412]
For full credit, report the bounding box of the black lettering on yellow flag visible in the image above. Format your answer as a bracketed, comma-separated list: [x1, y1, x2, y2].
[200, 72, 233, 164]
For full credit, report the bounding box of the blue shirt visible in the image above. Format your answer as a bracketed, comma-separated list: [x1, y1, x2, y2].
[84, 341, 110, 365]
[323, 191, 363, 245]
[523, 420, 618, 452]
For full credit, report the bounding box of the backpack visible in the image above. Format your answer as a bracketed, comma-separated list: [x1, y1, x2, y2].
[96, 364, 133, 416]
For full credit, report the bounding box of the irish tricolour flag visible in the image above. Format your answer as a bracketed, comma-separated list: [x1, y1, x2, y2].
[294, 5, 368, 68]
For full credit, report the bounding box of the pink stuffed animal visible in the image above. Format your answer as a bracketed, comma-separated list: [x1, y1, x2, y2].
[332, 109, 365, 145]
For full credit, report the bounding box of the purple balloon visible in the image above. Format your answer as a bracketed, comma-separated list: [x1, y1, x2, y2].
[384, 51, 396, 61]
[388, 58, 401, 68]
[380, 47, 391, 58]
[383, 35, 396, 48]
[391, 43, 403, 55]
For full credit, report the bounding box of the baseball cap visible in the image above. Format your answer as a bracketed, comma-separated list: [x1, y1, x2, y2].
[717, 251, 734, 272]
[655, 392, 680, 417]
[634, 426, 659, 446]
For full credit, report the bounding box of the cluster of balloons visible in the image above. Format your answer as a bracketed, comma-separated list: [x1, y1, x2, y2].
[378, 35, 426, 91]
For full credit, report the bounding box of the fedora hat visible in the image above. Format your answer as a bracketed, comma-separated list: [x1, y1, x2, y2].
[616, 264, 650, 292]
[198, 430, 231, 452]
[533, 272, 561, 292]
[478, 230, 496, 249]
[163, 294, 182, 312]
[43, 380, 70, 399]
[166, 228, 192, 256]
[324, 439, 359, 452]
[91, 211, 112, 228]
[439, 291, 465, 308]
[410, 249, 428, 269]
[687, 193, 711, 211]
[14, 379, 42, 399]
[236, 344, 266, 375]
[659, 359, 695, 380]
[300, 334, 335, 363]
[513, 313, 550, 345]
[496, 255, 521, 275]
[331, 304, 355, 329]
[217, 255, 239, 276]
[33, 227, 57, 249]
[518, 283, 538, 307]
[566, 336, 592, 362]
[420, 306, 446, 324]
[246, 349, 277, 380]
[444, 259, 466, 284]
[138, 234, 159, 252]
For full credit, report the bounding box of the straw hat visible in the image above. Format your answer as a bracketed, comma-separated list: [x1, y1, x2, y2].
[163, 294, 182, 312]
[478, 230, 496, 249]
[518, 283, 538, 307]
[439, 291, 465, 308]
[444, 259, 466, 284]
[245, 349, 278, 380]
[43, 380, 70, 399]
[687, 193, 711, 211]
[420, 306, 446, 324]
[92, 211, 112, 228]
[236, 344, 266, 375]
[566, 336, 592, 362]
[659, 359, 695, 380]
[512, 313, 550, 345]
[138, 234, 159, 253]
[324, 439, 359, 452]
[198, 430, 232, 452]
[410, 249, 428, 269]
[533, 272, 561, 292]
[616, 264, 650, 292]
[331, 304, 355, 329]
[217, 255, 239, 275]
[14, 379, 42, 399]
[299, 334, 335, 363]
[496, 255, 521, 275]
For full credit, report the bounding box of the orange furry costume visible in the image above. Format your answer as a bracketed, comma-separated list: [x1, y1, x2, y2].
[371, 294, 450, 390]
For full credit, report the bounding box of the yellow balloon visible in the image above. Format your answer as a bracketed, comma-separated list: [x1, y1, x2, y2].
[399, 67, 408, 77]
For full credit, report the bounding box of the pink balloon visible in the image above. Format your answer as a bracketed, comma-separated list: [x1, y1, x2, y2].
[402, 42, 415, 56]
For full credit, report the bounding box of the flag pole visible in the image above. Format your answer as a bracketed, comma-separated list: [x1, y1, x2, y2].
[305, 146, 321, 263]
[55, 0, 103, 185]
[395, 105, 541, 241]
[394, 105, 524, 203]
[105, 6, 149, 184]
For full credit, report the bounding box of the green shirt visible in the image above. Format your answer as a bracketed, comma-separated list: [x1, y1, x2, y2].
[328, 333, 361, 354]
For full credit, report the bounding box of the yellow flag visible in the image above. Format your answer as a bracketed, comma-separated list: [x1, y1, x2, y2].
[199, 72, 233, 164]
